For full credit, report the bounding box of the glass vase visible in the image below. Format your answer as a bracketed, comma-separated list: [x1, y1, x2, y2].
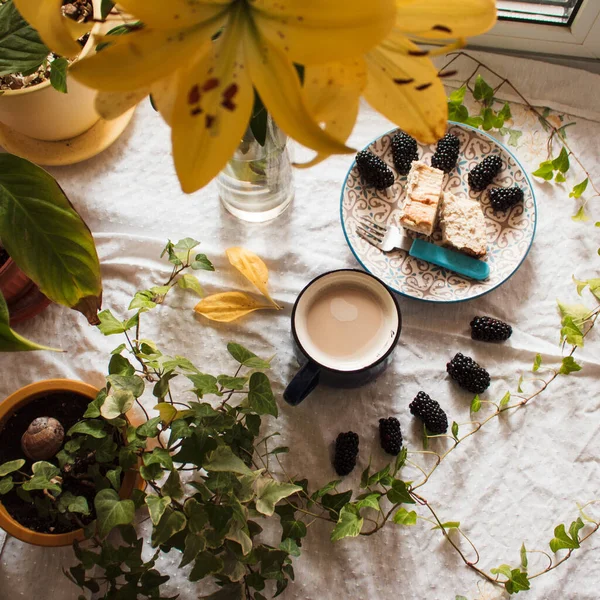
[217, 116, 294, 222]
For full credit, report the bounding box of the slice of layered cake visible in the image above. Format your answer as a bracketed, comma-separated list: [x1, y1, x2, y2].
[399, 161, 444, 236]
[439, 191, 487, 258]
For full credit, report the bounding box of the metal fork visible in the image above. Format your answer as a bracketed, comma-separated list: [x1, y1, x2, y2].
[356, 217, 412, 253]
[355, 215, 490, 280]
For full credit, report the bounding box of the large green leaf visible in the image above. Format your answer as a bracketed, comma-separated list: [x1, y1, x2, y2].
[0, 154, 102, 324]
[0, 291, 59, 352]
[0, 0, 49, 76]
[94, 489, 135, 537]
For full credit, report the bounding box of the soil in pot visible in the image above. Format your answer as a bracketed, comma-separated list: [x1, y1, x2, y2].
[0, 247, 8, 268]
[0, 0, 92, 91]
[0, 391, 122, 534]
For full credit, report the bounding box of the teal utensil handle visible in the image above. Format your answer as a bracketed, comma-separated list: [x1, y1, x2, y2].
[410, 239, 490, 280]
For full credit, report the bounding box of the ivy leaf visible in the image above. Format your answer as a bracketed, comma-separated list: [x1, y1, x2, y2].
[145, 495, 171, 526]
[367, 464, 390, 487]
[552, 148, 570, 173]
[180, 532, 207, 568]
[107, 374, 145, 398]
[448, 86, 466, 104]
[499, 392, 511, 409]
[174, 237, 200, 251]
[108, 354, 135, 376]
[106, 467, 122, 492]
[533, 353, 542, 372]
[227, 342, 271, 369]
[320, 491, 352, 518]
[184, 498, 209, 533]
[331, 505, 364, 541]
[491, 564, 512, 579]
[311, 480, 342, 501]
[432, 521, 460, 531]
[177, 273, 204, 297]
[0, 476, 14, 495]
[506, 569, 531, 594]
[191, 253, 215, 271]
[203, 446, 252, 476]
[0, 459, 25, 477]
[498, 102, 512, 122]
[354, 493, 381, 512]
[279, 537, 301, 557]
[386, 480, 415, 505]
[190, 551, 224, 582]
[531, 160, 555, 181]
[572, 206, 590, 222]
[560, 317, 584, 347]
[570, 178, 589, 198]
[162, 470, 184, 499]
[456, 597, 468, 600]
[137, 416, 162, 438]
[95, 489, 135, 537]
[49, 57, 68, 93]
[57, 492, 89, 515]
[67, 419, 107, 439]
[451, 422, 459, 441]
[559, 356, 582, 375]
[394, 447, 407, 475]
[217, 375, 248, 391]
[506, 128, 523, 147]
[520, 543, 528, 570]
[393, 507, 417, 525]
[550, 519, 583, 552]
[155, 402, 178, 424]
[100, 389, 135, 420]
[97, 310, 128, 335]
[247, 372, 277, 417]
[255, 479, 301, 516]
[470, 394, 481, 413]
[187, 373, 219, 397]
[473, 74, 494, 106]
[555, 172, 567, 183]
[151, 508, 187, 547]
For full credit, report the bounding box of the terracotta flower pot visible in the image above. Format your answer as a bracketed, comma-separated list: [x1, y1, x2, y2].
[0, 256, 33, 305]
[0, 379, 143, 547]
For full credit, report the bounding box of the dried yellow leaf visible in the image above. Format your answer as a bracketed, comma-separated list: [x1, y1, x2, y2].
[226, 247, 280, 308]
[194, 292, 275, 323]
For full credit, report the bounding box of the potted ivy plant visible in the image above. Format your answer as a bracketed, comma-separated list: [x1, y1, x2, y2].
[0, 152, 103, 351]
[0, 379, 143, 547]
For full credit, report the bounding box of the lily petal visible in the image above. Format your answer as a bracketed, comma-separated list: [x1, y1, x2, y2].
[296, 59, 366, 168]
[14, 0, 90, 57]
[171, 9, 254, 193]
[116, 0, 230, 30]
[244, 20, 353, 158]
[151, 73, 181, 126]
[396, 0, 497, 39]
[364, 36, 447, 144]
[70, 18, 225, 92]
[251, 0, 396, 65]
[95, 89, 148, 120]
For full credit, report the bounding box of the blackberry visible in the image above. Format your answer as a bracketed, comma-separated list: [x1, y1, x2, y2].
[355, 150, 395, 190]
[489, 187, 524, 212]
[446, 353, 490, 394]
[333, 431, 359, 476]
[409, 392, 448, 435]
[468, 155, 502, 191]
[431, 133, 460, 173]
[470, 316, 512, 342]
[379, 417, 402, 455]
[391, 132, 419, 175]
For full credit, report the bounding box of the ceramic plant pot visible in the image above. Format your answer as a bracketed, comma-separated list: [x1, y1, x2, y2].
[0, 25, 101, 141]
[0, 257, 33, 305]
[0, 379, 142, 547]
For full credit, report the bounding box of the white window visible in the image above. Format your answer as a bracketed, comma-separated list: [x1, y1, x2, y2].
[472, 0, 600, 58]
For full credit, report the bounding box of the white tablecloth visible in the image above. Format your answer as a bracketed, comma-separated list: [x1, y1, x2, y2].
[1, 50, 600, 600]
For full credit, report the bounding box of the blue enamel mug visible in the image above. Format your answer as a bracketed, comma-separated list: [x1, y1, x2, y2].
[284, 270, 402, 406]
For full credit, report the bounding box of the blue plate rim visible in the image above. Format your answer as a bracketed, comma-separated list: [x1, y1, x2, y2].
[339, 120, 538, 304]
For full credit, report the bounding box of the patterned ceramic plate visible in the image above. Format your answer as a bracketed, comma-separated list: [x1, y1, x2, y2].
[340, 122, 537, 303]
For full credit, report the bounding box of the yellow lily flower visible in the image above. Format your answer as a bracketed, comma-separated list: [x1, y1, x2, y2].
[300, 0, 497, 167]
[16, 0, 496, 194]
[16, 0, 396, 193]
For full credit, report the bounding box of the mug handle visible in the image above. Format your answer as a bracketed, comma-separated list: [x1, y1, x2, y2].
[284, 361, 321, 406]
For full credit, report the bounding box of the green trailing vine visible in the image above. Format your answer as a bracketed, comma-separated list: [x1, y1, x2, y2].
[441, 51, 599, 222]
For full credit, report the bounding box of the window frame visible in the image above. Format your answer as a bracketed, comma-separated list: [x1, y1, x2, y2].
[471, 0, 600, 59]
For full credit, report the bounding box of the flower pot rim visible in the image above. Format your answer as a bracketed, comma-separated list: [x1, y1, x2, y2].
[0, 378, 140, 547]
[0, 19, 99, 98]
[0, 255, 17, 277]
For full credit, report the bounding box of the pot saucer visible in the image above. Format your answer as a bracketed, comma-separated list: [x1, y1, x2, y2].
[0, 107, 135, 167]
[8, 282, 52, 325]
